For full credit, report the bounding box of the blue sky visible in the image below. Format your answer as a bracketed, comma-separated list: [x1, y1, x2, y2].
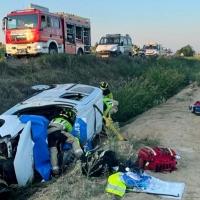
[0, 0, 200, 53]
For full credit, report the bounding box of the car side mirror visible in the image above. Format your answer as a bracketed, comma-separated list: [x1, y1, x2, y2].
[2, 17, 8, 31]
[2, 24, 5, 31]
[120, 41, 123, 46]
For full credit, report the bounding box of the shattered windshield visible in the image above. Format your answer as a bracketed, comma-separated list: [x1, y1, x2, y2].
[7, 14, 38, 29]
[144, 45, 158, 50]
[99, 37, 120, 45]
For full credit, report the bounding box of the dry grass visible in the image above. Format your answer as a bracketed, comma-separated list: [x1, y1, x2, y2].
[9, 131, 159, 200]
[1, 54, 200, 199]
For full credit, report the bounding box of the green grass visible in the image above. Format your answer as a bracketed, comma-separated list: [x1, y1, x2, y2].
[1, 54, 200, 199]
[0, 46, 5, 59]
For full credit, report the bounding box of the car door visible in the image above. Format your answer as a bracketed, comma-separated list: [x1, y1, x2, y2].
[14, 121, 34, 186]
[123, 37, 128, 55]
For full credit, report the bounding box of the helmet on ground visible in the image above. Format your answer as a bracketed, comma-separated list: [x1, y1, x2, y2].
[100, 81, 108, 90]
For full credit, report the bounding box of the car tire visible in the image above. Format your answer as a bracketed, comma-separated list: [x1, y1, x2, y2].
[30, 84, 57, 92]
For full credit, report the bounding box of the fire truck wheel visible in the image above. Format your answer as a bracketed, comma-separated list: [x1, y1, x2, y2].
[77, 48, 83, 55]
[13, 55, 21, 59]
[49, 45, 58, 54]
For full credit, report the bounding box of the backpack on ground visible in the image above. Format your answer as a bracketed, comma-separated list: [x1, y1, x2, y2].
[137, 146, 177, 172]
[80, 150, 119, 177]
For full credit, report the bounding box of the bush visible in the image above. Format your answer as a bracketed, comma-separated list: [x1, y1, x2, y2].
[0, 55, 200, 122]
[0, 46, 6, 59]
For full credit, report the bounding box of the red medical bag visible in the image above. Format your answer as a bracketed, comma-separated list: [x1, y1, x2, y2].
[138, 146, 177, 172]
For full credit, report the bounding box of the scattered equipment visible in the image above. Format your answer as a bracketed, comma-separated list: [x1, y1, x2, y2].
[137, 146, 178, 172]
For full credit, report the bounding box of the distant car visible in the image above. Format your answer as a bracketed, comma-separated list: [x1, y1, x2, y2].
[189, 101, 200, 114]
[132, 49, 146, 58]
[0, 83, 103, 189]
[163, 48, 173, 57]
[96, 34, 133, 57]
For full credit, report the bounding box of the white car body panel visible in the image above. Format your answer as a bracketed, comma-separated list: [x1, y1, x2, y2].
[14, 121, 34, 186]
[0, 115, 25, 138]
[96, 44, 118, 52]
[3, 83, 103, 141]
[0, 83, 103, 187]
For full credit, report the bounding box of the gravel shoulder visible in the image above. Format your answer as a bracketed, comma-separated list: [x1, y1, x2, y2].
[26, 85, 200, 200]
[121, 84, 200, 200]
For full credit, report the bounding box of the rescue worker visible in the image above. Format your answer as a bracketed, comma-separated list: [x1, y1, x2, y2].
[47, 110, 83, 176]
[100, 81, 113, 99]
[100, 81, 119, 118]
[132, 45, 140, 57]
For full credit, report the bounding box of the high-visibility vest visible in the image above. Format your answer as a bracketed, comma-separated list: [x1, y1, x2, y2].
[50, 118, 81, 147]
[50, 117, 73, 133]
[103, 97, 113, 117]
[105, 172, 126, 197]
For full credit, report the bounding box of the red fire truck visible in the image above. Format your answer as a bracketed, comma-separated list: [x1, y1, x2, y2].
[2, 3, 91, 57]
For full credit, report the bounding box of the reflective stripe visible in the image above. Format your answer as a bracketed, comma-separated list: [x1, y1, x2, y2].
[50, 119, 67, 126]
[85, 151, 90, 156]
[75, 149, 83, 154]
[105, 172, 126, 197]
[167, 147, 173, 156]
[52, 166, 59, 170]
[146, 146, 157, 155]
[106, 183, 126, 192]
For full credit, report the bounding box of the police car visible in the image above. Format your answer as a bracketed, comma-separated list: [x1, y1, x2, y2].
[0, 83, 103, 190]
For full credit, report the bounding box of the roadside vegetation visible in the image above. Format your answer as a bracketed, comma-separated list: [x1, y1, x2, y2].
[0, 54, 200, 199]
[0, 54, 199, 122]
[0, 44, 5, 59]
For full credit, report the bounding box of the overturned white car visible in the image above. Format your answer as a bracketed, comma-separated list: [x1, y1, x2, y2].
[0, 83, 103, 189]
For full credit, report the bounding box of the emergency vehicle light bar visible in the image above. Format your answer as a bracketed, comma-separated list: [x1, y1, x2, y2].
[106, 34, 121, 37]
[11, 9, 37, 13]
[145, 42, 158, 45]
[29, 3, 49, 12]
[54, 12, 90, 22]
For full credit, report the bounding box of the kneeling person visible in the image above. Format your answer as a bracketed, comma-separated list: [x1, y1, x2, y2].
[48, 110, 83, 176]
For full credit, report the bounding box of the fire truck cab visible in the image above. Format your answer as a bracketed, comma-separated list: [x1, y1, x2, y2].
[2, 3, 91, 57]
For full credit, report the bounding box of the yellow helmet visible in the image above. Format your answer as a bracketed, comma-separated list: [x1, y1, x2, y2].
[100, 81, 108, 90]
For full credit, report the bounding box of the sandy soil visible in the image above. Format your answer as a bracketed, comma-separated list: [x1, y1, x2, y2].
[27, 85, 200, 200]
[120, 84, 200, 200]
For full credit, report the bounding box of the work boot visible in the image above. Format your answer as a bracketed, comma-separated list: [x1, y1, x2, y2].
[62, 133, 83, 159]
[52, 166, 61, 177]
[74, 148, 83, 159]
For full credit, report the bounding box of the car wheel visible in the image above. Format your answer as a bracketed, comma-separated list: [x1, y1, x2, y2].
[30, 84, 56, 91]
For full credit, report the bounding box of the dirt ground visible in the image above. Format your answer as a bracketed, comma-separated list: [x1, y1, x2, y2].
[120, 84, 200, 200]
[27, 85, 200, 200]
